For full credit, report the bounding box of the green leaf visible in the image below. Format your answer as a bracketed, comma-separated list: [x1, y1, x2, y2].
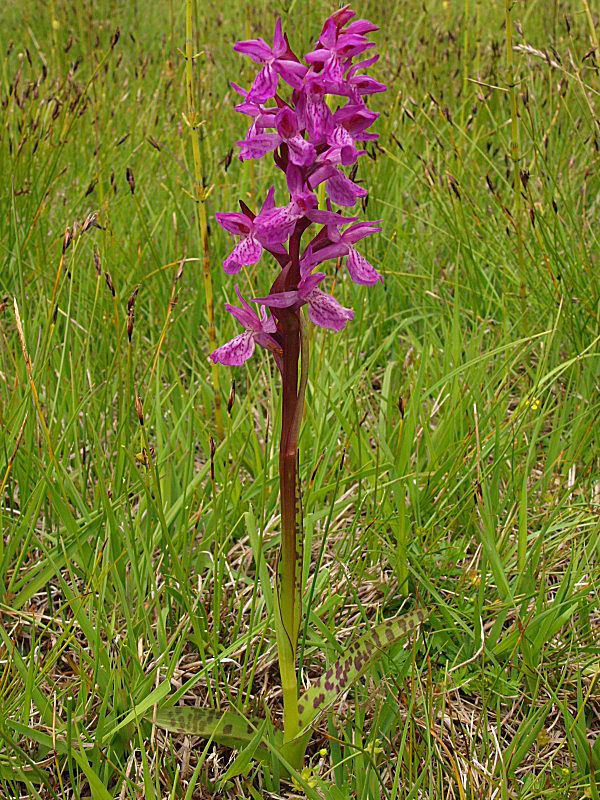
[218, 717, 267, 786]
[148, 706, 282, 761]
[0, 760, 47, 784]
[296, 609, 427, 730]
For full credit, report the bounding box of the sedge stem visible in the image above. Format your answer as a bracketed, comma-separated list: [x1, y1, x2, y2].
[185, 0, 224, 437]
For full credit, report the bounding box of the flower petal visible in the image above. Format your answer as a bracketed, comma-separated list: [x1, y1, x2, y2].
[225, 300, 258, 329]
[297, 271, 326, 297]
[306, 96, 333, 141]
[346, 247, 384, 284]
[273, 18, 286, 54]
[273, 59, 308, 89]
[209, 331, 256, 365]
[256, 204, 298, 245]
[234, 38, 273, 62]
[237, 132, 281, 159]
[307, 290, 354, 330]
[340, 220, 383, 244]
[326, 170, 367, 206]
[223, 235, 263, 274]
[305, 242, 348, 264]
[287, 134, 316, 166]
[216, 212, 252, 235]
[350, 74, 387, 95]
[306, 208, 358, 226]
[275, 106, 299, 139]
[253, 290, 300, 308]
[248, 64, 279, 102]
[260, 185, 277, 214]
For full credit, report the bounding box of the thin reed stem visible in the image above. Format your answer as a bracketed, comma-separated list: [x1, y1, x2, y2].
[185, 0, 224, 438]
[505, 0, 527, 326]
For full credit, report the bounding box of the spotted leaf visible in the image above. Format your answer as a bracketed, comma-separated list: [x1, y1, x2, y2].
[147, 705, 282, 761]
[296, 609, 427, 729]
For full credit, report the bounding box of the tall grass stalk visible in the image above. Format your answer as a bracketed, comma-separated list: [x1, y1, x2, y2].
[185, 0, 224, 437]
[505, 0, 528, 329]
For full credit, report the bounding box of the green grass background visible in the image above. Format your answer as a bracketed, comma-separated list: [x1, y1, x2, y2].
[0, 0, 599, 797]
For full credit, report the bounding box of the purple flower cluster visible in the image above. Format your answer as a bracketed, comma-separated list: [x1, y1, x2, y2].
[210, 7, 386, 367]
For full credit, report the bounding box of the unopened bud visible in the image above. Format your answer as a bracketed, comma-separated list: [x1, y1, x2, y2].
[210, 436, 216, 482]
[174, 259, 184, 284]
[62, 227, 72, 253]
[227, 379, 236, 415]
[126, 286, 139, 341]
[126, 166, 135, 194]
[93, 245, 102, 275]
[127, 285, 140, 312]
[135, 392, 144, 425]
[398, 396, 404, 419]
[104, 271, 115, 296]
[81, 210, 101, 233]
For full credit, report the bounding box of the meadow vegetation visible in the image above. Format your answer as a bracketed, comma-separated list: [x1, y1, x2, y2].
[0, 0, 599, 797]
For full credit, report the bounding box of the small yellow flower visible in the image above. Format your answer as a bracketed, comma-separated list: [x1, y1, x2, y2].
[319, 748, 328, 757]
[467, 569, 480, 587]
[292, 766, 317, 791]
[525, 396, 540, 411]
[366, 737, 384, 756]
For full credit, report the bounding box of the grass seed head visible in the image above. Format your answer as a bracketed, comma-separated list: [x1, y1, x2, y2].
[126, 166, 135, 194]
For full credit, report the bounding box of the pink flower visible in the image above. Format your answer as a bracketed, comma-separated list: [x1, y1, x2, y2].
[234, 19, 307, 102]
[254, 272, 354, 331]
[237, 106, 316, 166]
[215, 187, 285, 274]
[209, 286, 279, 365]
[306, 219, 384, 285]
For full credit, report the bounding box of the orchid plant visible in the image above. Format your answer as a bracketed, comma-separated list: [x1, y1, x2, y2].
[150, 6, 427, 777]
